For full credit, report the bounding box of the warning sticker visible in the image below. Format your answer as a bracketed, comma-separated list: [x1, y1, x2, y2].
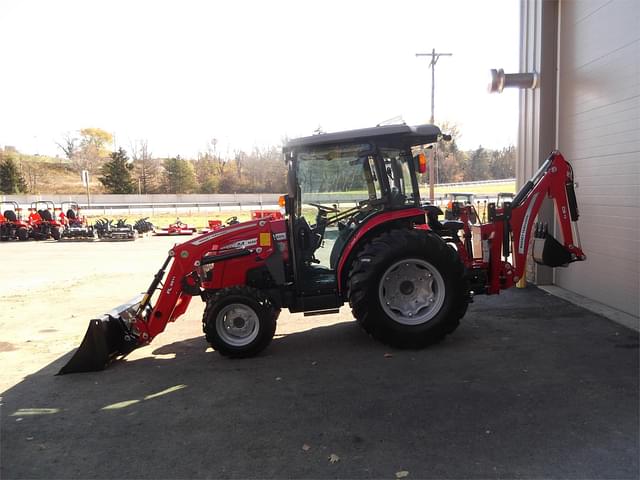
[259, 232, 272, 247]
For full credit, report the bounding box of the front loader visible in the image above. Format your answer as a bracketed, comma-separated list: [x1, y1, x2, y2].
[60, 124, 586, 374]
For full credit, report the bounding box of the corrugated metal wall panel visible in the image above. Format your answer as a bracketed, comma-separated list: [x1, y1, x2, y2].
[556, 0, 640, 317]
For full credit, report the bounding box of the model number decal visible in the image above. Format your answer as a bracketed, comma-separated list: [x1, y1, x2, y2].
[222, 238, 258, 249]
[166, 275, 176, 295]
[518, 192, 539, 255]
[190, 223, 255, 246]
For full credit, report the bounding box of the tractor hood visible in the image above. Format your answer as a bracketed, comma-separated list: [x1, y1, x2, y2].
[187, 218, 286, 252]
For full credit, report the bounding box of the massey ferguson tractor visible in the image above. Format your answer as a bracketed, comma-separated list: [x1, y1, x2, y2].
[60, 124, 586, 374]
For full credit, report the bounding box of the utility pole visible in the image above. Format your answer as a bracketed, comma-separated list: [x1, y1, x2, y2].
[416, 48, 452, 202]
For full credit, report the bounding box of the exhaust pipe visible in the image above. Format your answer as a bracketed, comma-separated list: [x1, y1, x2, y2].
[58, 296, 149, 374]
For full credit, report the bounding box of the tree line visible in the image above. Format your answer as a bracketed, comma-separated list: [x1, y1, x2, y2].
[0, 125, 515, 195]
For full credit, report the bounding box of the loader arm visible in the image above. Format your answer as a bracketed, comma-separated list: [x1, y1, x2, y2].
[59, 219, 284, 374]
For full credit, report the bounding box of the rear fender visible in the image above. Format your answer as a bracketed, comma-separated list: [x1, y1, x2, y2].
[336, 208, 427, 294]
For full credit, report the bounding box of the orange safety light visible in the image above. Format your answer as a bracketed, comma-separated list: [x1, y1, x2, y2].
[418, 152, 427, 174]
[278, 195, 287, 208]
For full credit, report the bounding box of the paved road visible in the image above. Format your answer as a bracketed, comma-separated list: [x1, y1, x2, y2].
[1, 283, 637, 479]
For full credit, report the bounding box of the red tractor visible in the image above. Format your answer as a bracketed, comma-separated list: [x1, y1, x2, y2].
[28, 201, 63, 240]
[60, 124, 586, 374]
[0, 201, 30, 241]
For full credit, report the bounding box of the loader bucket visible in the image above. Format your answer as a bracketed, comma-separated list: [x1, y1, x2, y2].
[58, 296, 146, 375]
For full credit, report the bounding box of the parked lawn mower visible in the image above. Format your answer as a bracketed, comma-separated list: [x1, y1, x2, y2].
[251, 210, 284, 221]
[154, 218, 197, 236]
[59, 202, 96, 240]
[94, 218, 138, 241]
[61, 124, 586, 374]
[133, 218, 155, 235]
[0, 201, 30, 241]
[28, 201, 63, 240]
[199, 219, 224, 234]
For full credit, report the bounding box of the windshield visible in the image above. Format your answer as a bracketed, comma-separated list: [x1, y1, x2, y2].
[296, 143, 380, 217]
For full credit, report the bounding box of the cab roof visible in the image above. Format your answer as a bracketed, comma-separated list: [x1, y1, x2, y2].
[284, 124, 443, 151]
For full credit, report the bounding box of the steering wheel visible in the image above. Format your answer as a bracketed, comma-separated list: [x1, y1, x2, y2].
[308, 202, 340, 214]
[225, 216, 239, 225]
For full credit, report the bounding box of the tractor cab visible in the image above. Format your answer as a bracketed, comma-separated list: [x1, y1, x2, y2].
[282, 124, 441, 309]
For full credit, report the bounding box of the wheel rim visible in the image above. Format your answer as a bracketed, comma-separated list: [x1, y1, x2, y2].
[215, 303, 260, 347]
[378, 258, 446, 326]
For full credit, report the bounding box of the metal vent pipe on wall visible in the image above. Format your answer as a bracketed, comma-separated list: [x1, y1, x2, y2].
[489, 68, 539, 93]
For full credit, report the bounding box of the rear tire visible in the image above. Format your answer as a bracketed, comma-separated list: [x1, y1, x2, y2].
[347, 229, 469, 349]
[202, 287, 279, 358]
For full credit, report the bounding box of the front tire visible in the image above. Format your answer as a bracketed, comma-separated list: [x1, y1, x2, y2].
[51, 227, 61, 241]
[202, 287, 279, 358]
[347, 229, 469, 349]
[17, 227, 29, 241]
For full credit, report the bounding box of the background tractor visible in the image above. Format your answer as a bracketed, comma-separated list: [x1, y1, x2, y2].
[0, 201, 30, 241]
[61, 124, 586, 374]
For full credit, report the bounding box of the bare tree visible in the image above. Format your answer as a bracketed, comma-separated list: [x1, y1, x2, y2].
[130, 139, 159, 194]
[55, 133, 78, 161]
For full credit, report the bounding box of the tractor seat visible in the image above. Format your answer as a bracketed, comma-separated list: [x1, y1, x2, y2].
[3, 210, 17, 222]
[295, 217, 322, 264]
[66, 209, 77, 220]
[330, 221, 357, 269]
[441, 220, 465, 232]
[39, 209, 53, 222]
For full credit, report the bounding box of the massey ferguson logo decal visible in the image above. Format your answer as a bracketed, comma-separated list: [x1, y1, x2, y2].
[518, 193, 539, 255]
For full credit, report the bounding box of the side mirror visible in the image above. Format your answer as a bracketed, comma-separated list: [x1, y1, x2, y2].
[414, 152, 427, 174]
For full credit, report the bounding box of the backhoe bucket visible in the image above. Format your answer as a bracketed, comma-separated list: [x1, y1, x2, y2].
[532, 233, 573, 268]
[58, 296, 146, 375]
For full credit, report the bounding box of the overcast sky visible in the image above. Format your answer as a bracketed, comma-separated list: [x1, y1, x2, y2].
[0, 0, 520, 158]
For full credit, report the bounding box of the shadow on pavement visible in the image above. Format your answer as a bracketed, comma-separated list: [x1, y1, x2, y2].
[1, 287, 638, 479]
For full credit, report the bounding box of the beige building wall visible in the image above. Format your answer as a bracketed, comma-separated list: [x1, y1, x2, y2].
[554, 0, 639, 317]
[521, 0, 639, 317]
